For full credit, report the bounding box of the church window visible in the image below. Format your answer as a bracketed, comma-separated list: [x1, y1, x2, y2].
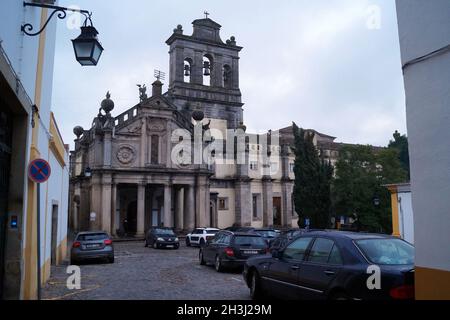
[184, 58, 193, 83]
[223, 64, 231, 88]
[203, 55, 212, 86]
[218, 197, 229, 210]
[151, 135, 159, 164]
[250, 161, 258, 170]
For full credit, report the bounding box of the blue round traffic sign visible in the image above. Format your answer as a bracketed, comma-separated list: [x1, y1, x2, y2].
[28, 158, 51, 183]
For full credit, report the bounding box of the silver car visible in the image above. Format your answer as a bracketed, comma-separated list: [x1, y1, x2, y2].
[70, 231, 114, 264]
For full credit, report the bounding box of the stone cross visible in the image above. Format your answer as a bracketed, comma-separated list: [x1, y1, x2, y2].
[204, 11, 209, 19]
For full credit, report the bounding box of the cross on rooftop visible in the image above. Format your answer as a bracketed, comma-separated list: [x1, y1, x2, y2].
[204, 11, 209, 19]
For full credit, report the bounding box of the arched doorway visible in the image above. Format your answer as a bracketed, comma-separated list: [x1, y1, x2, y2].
[126, 200, 137, 235]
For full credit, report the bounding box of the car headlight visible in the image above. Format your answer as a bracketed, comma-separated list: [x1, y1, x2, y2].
[157, 237, 164, 242]
[175, 237, 179, 242]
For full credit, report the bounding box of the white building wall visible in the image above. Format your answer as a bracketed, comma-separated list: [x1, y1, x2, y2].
[397, 192, 414, 244]
[396, 0, 450, 273]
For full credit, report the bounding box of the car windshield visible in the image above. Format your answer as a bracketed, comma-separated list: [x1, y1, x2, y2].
[206, 230, 219, 234]
[255, 230, 277, 238]
[234, 236, 266, 246]
[355, 238, 414, 265]
[77, 233, 108, 241]
[155, 229, 175, 235]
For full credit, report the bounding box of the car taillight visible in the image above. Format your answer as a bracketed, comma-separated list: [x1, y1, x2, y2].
[390, 285, 414, 299]
[104, 239, 113, 246]
[224, 247, 234, 257]
[72, 241, 81, 248]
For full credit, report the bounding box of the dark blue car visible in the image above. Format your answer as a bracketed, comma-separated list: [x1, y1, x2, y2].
[243, 230, 415, 300]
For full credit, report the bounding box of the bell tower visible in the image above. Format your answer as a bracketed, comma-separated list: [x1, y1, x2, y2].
[166, 15, 244, 129]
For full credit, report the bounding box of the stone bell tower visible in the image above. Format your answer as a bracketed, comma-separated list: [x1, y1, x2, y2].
[166, 15, 244, 129]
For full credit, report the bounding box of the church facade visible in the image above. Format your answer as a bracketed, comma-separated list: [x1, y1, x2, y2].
[69, 17, 343, 236]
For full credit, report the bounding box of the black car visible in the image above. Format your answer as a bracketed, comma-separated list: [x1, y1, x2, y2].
[269, 229, 308, 253]
[253, 229, 280, 245]
[243, 230, 415, 300]
[224, 226, 255, 232]
[145, 227, 180, 249]
[199, 231, 269, 272]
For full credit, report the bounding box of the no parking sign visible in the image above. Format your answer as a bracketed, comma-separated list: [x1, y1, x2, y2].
[28, 158, 51, 183]
[27, 158, 51, 300]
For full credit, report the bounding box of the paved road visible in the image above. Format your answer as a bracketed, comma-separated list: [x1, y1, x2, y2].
[42, 241, 250, 300]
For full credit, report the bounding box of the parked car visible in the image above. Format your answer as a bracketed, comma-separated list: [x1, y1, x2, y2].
[145, 227, 179, 249]
[199, 231, 269, 272]
[186, 228, 219, 247]
[253, 228, 280, 245]
[243, 230, 415, 300]
[224, 226, 255, 232]
[71, 231, 114, 264]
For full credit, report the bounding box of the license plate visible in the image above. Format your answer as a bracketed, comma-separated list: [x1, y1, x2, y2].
[166, 245, 174, 248]
[86, 244, 100, 248]
[243, 250, 258, 255]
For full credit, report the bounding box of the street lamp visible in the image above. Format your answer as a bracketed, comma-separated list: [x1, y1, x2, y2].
[21, 2, 103, 66]
[84, 167, 92, 177]
[373, 195, 380, 206]
[72, 24, 104, 66]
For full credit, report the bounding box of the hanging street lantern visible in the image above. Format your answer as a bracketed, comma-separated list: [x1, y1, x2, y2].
[21, 2, 103, 66]
[72, 24, 104, 66]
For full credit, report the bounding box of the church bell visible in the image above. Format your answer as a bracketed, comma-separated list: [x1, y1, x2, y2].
[203, 61, 211, 76]
[184, 64, 190, 76]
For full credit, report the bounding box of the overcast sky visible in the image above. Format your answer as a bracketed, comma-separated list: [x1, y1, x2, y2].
[52, 0, 406, 149]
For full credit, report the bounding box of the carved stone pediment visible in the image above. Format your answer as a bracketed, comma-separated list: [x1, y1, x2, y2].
[147, 119, 166, 133]
[116, 120, 143, 136]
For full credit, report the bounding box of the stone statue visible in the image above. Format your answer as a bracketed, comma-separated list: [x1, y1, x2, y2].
[137, 84, 148, 102]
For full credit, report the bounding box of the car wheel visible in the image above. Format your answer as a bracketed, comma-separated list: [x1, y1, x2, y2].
[199, 250, 206, 265]
[144, 239, 148, 247]
[108, 256, 114, 263]
[186, 237, 191, 247]
[70, 258, 78, 265]
[200, 238, 205, 247]
[250, 270, 264, 300]
[153, 241, 158, 249]
[215, 255, 224, 272]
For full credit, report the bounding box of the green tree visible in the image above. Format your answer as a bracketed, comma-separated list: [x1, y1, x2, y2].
[333, 145, 407, 233]
[292, 123, 333, 229]
[388, 130, 410, 179]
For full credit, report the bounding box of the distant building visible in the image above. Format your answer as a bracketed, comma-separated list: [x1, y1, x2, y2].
[385, 183, 413, 244]
[69, 16, 370, 237]
[396, 0, 450, 299]
[0, 1, 69, 299]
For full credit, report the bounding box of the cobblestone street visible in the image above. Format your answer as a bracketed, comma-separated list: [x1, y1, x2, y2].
[42, 241, 250, 300]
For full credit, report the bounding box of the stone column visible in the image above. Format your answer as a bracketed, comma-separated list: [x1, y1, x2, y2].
[111, 182, 117, 236]
[103, 132, 112, 168]
[192, 50, 204, 85]
[231, 57, 240, 89]
[175, 187, 184, 230]
[164, 183, 173, 227]
[196, 178, 209, 227]
[281, 181, 293, 227]
[212, 54, 223, 87]
[137, 183, 146, 237]
[235, 179, 252, 226]
[89, 174, 102, 231]
[262, 177, 274, 227]
[184, 185, 195, 230]
[140, 117, 147, 167]
[101, 174, 112, 233]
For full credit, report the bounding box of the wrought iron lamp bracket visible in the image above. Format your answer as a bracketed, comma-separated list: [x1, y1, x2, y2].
[21, 1, 92, 37]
